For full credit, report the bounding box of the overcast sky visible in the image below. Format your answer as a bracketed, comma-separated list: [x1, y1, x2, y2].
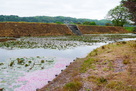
[0, 0, 121, 19]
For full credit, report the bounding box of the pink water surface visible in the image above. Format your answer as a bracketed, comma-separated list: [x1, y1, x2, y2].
[15, 58, 71, 91]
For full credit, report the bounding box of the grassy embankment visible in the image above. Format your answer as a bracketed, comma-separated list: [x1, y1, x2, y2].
[0, 22, 128, 37]
[0, 22, 73, 37]
[124, 27, 135, 32]
[79, 25, 128, 34]
[39, 40, 136, 91]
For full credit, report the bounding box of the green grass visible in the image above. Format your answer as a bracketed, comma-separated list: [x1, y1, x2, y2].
[80, 58, 97, 73]
[124, 27, 135, 32]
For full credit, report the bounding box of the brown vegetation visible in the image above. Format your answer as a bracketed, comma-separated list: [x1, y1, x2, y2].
[79, 25, 128, 34]
[0, 38, 16, 42]
[0, 22, 73, 37]
[0, 22, 128, 37]
[39, 40, 136, 91]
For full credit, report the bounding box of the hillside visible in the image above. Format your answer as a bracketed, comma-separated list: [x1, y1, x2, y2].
[0, 22, 128, 37]
[0, 15, 111, 25]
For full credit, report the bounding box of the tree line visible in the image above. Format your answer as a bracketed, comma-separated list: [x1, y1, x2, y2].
[0, 15, 111, 26]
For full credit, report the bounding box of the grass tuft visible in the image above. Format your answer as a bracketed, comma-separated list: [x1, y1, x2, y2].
[123, 59, 130, 64]
[63, 81, 83, 91]
[106, 81, 124, 90]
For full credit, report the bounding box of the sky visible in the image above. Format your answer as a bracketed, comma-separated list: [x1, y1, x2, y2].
[0, 0, 121, 19]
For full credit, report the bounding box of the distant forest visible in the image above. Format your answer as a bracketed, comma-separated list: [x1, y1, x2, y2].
[0, 15, 111, 25]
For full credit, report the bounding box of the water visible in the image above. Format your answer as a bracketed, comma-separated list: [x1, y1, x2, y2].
[0, 33, 136, 91]
[0, 44, 105, 62]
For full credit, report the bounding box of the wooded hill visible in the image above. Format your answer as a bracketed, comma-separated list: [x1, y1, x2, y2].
[0, 15, 111, 25]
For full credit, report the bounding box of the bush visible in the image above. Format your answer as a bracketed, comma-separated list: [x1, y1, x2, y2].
[55, 21, 63, 24]
[83, 21, 96, 25]
[105, 23, 113, 26]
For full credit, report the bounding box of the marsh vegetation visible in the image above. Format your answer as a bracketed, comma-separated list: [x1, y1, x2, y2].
[0, 33, 136, 50]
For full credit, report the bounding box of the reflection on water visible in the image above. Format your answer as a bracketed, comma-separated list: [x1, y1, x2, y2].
[0, 33, 136, 91]
[0, 44, 105, 62]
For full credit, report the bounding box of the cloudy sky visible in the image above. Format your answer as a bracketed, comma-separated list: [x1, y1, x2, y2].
[0, 0, 121, 19]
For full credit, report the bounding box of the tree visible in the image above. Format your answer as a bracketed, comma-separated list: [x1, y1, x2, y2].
[122, 0, 136, 25]
[105, 23, 113, 26]
[83, 21, 90, 25]
[83, 21, 96, 25]
[106, 5, 130, 27]
[55, 21, 64, 24]
[90, 22, 96, 25]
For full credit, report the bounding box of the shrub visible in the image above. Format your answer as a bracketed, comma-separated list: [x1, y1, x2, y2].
[105, 23, 113, 26]
[56, 22, 63, 24]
